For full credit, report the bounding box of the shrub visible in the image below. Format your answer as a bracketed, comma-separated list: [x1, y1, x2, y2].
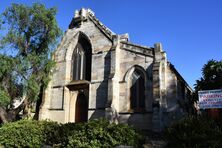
[0, 119, 60, 147]
[0, 120, 42, 147]
[164, 115, 222, 148]
[66, 119, 142, 147]
[0, 118, 142, 147]
[40, 120, 61, 146]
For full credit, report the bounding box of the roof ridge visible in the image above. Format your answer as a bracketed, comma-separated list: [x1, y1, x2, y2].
[121, 41, 152, 50]
[72, 8, 115, 41]
[87, 10, 115, 40]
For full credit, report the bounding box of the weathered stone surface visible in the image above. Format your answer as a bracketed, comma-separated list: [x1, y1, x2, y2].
[39, 8, 192, 132]
[50, 87, 64, 109]
[89, 81, 108, 108]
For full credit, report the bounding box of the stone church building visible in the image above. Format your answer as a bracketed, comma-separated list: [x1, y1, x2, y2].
[39, 8, 192, 131]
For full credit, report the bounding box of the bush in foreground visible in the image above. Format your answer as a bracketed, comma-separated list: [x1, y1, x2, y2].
[0, 120, 59, 147]
[0, 119, 142, 147]
[164, 115, 222, 148]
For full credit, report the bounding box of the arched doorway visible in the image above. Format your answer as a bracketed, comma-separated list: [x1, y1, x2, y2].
[75, 93, 88, 123]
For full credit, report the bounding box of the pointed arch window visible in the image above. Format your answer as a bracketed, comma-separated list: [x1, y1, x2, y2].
[130, 69, 145, 112]
[72, 35, 92, 81]
[73, 43, 86, 80]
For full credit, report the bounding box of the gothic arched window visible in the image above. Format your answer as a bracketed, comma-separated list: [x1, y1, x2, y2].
[73, 43, 86, 80]
[130, 69, 145, 112]
[72, 35, 91, 81]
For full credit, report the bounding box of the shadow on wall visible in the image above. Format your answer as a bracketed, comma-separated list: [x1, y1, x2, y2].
[127, 113, 153, 130]
[117, 64, 153, 130]
[163, 79, 187, 128]
[89, 51, 111, 119]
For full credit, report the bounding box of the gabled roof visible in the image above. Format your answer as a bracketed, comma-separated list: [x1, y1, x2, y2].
[168, 62, 193, 92]
[69, 8, 115, 41]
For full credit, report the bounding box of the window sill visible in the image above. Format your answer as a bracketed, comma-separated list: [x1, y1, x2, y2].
[66, 80, 90, 90]
[119, 110, 152, 114]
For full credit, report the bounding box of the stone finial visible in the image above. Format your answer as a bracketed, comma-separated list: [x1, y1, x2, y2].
[154, 43, 163, 52]
[120, 33, 129, 42]
[80, 8, 87, 17]
[72, 8, 89, 28]
[74, 8, 88, 19]
[74, 8, 95, 19]
[154, 43, 167, 61]
[74, 10, 79, 18]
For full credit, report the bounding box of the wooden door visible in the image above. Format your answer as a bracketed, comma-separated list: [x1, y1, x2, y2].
[75, 93, 88, 123]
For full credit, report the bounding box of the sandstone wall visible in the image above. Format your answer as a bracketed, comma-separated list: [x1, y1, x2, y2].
[39, 19, 113, 122]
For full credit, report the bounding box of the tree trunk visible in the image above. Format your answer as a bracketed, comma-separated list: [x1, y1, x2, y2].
[0, 107, 8, 124]
[0, 100, 25, 124]
[33, 84, 44, 120]
[22, 97, 32, 118]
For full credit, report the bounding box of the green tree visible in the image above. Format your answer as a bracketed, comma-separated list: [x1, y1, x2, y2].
[164, 60, 222, 147]
[181, 60, 222, 115]
[194, 59, 222, 101]
[0, 3, 61, 123]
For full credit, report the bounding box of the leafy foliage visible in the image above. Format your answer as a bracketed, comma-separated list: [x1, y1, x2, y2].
[183, 59, 222, 115]
[0, 89, 10, 107]
[193, 59, 222, 101]
[0, 119, 142, 148]
[164, 115, 222, 148]
[166, 60, 222, 147]
[0, 55, 17, 107]
[66, 119, 142, 147]
[0, 3, 61, 119]
[0, 120, 52, 147]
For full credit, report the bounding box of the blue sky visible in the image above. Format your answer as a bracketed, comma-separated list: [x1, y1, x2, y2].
[1, 0, 222, 88]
